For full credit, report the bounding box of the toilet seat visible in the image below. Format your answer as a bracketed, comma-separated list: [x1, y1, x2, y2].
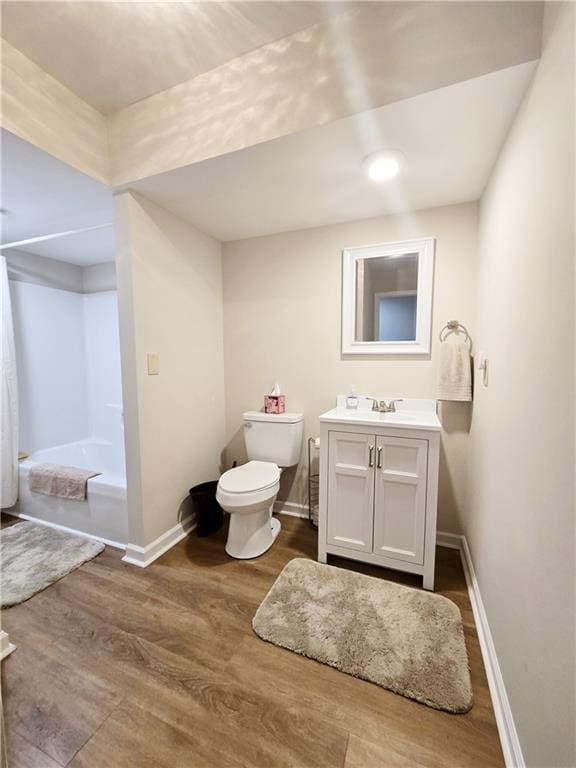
[218, 461, 280, 494]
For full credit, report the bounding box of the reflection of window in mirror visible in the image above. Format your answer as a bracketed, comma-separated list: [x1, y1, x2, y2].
[342, 238, 434, 355]
[355, 253, 418, 342]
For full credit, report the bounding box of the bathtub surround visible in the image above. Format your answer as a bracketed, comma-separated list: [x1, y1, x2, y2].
[83, 291, 123, 445]
[8, 265, 122, 454]
[114, 192, 225, 565]
[0, 521, 104, 608]
[223, 201, 478, 533]
[465, 4, 575, 767]
[6, 251, 126, 543]
[253, 558, 472, 713]
[5, 254, 122, 449]
[11, 280, 89, 453]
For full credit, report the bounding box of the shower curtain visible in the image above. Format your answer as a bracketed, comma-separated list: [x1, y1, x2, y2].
[0, 255, 18, 508]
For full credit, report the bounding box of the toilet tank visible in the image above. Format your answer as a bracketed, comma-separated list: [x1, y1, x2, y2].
[243, 411, 304, 467]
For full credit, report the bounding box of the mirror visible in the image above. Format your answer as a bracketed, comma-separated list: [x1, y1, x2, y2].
[342, 238, 434, 355]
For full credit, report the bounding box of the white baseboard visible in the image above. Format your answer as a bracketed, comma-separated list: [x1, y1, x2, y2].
[0, 630, 16, 660]
[2, 509, 126, 550]
[436, 530, 463, 550]
[122, 515, 195, 568]
[274, 500, 309, 519]
[437, 531, 524, 768]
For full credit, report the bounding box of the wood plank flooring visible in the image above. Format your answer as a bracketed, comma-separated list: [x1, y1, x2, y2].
[1, 515, 504, 767]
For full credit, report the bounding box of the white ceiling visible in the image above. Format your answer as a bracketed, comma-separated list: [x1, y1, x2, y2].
[130, 61, 538, 242]
[1, 130, 115, 266]
[1, 1, 357, 114]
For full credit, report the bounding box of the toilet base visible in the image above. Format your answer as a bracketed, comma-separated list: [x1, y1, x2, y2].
[225, 508, 281, 560]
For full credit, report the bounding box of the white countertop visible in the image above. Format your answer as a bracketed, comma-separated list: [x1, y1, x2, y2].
[320, 397, 441, 432]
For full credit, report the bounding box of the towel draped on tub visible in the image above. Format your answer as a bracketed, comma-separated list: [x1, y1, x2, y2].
[437, 342, 472, 401]
[29, 463, 101, 501]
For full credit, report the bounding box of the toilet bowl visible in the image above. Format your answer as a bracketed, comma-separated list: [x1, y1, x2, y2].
[217, 461, 281, 559]
[217, 410, 304, 559]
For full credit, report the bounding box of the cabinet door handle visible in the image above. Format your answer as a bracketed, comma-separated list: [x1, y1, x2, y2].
[377, 446, 382, 469]
[368, 445, 374, 468]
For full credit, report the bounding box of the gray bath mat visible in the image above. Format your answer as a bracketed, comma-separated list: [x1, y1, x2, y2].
[253, 558, 472, 713]
[0, 521, 104, 608]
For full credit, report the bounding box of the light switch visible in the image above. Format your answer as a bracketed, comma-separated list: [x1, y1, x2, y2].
[147, 353, 159, 375]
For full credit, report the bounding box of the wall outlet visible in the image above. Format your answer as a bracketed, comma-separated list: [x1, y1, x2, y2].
[147, 353, 159, 375]
[477, 351, 489, 386]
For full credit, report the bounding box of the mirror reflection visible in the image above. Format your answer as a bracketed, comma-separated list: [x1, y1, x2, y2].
[354, 253, 418, 342]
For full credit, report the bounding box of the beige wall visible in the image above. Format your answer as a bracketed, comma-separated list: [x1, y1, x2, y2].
[114, 192, 225, 548]
[1, 40, 109, 184]
[467, 4, 575, 766]
[107, 2, 542, 185]
[223, 202, 478, 533]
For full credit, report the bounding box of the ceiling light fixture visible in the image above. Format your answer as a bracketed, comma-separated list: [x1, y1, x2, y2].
[363, 150, 404, 183]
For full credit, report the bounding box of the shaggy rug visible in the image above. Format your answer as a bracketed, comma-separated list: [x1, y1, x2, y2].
[253, 558, 473, 713]
[1, 521, 104, 608]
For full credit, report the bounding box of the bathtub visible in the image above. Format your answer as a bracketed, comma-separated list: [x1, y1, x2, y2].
[15, 438, 127, 547]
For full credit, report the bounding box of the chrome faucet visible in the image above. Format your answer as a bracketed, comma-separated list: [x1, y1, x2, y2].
[366, 398, 403, 413]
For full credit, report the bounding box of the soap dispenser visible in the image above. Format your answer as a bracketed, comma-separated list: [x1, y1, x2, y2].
[346, 386, 359, 410]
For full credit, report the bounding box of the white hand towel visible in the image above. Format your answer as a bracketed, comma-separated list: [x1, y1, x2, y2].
[437, 342, 472, 401]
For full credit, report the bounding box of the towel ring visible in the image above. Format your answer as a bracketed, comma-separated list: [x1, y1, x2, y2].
[439, 320, 471, 344]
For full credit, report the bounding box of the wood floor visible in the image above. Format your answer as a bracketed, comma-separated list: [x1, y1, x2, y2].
[1, 515, 504, 768]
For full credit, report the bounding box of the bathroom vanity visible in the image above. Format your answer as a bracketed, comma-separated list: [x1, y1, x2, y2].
[318, 397, 441, 590]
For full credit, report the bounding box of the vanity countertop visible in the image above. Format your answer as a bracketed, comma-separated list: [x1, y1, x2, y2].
[320, 397, 441, 432]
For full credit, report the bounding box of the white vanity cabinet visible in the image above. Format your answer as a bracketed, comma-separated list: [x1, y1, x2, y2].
[318, 398, 441, 590]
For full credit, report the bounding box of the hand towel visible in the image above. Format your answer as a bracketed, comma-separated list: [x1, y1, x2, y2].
[29, 463, 101, 501]
[437, 342, 472, 401]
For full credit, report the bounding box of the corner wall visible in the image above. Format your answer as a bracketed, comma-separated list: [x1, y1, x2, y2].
[467, 4, 575, 766]
[114, 192, 225, 553]
[222, 201, 478, 533]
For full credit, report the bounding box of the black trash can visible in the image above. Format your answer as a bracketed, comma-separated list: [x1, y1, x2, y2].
[189, 481, 223, 537]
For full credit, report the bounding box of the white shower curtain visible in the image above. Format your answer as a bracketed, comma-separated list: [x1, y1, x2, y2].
[0, 256, 18, 508]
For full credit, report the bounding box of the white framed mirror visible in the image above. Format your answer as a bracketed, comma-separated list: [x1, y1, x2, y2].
[342, 238, 435, 355]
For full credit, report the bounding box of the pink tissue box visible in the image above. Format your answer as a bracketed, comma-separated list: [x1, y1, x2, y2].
[264, 394, 286, 414]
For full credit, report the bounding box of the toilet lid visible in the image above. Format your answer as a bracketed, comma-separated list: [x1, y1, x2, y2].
[219, 461, 280, 493]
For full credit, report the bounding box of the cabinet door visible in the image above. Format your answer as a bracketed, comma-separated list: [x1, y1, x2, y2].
[373, 435, 428, 564]
[327, 431, 374, 552]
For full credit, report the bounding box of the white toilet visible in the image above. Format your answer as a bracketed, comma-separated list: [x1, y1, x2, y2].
[217, 410, 304, 559]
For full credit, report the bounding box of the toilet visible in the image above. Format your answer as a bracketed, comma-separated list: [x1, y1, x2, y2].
[217, 410, 304, 559]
